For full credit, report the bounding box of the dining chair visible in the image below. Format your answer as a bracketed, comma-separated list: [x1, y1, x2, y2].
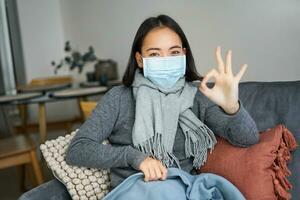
[79, 101, 111, 148]
[79, 101, 97, 120]
[28, 76, 72, 87]
[0, 134, 44, 191]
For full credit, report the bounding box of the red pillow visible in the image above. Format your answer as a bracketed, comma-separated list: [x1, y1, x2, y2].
[197, 125, 298, 200]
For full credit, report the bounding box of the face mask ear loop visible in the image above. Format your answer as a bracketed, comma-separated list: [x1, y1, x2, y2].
[142, 57, 147, 77]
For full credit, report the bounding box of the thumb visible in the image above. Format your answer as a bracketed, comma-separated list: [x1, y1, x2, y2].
[199, 82, 212, 98]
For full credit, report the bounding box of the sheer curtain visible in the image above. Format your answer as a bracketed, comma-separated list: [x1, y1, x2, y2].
[0, 0, 16, 95]
[0, 0, 20, 136]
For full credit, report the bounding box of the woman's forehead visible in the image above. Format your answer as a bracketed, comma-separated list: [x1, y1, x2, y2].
[142, 27, 183, 51]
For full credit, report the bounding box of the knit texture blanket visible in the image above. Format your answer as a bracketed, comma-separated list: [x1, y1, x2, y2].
[103, 168, 245, 200]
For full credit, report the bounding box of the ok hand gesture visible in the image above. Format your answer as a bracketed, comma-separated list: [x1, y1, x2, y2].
[199, 46, 247, 114]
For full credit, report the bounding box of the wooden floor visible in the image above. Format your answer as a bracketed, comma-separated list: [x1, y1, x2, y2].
[0, 129, 77, 200]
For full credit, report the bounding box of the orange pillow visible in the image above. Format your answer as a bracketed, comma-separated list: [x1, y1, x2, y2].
[197, 125, 298, 200]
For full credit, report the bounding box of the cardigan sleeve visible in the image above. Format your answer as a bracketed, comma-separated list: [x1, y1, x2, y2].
[65, 87, 148, 170]
[197, 90, 259, 147]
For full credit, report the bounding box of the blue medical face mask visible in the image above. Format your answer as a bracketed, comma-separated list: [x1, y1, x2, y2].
[142, 55, 186, 89]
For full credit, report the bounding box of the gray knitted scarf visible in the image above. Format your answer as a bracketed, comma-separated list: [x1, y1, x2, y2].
[132, 70, 217, 169]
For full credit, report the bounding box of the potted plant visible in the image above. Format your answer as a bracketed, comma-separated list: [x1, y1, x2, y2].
[51, 41, 118, 85]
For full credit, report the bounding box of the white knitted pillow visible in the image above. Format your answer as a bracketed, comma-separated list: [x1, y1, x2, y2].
[40, 130, 111, 200]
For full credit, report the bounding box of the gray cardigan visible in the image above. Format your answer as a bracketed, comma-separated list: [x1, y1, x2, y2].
[65, 85, 259, 190]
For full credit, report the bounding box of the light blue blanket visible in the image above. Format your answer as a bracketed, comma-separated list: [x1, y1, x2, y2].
[103, 168, 245, 200]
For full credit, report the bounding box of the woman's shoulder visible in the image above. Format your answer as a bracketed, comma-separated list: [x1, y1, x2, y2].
[101, 85, 132, 103]
[106, 85, 131, 95]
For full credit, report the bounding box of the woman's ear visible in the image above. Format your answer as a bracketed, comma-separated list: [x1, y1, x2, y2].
[135, 52, 143, 69]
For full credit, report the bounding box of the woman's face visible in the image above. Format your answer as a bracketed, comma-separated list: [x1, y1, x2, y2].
[135, 27, 186, 68]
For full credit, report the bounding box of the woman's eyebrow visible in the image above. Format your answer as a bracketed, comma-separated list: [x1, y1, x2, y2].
[169, 45, 182, 50]
[146, 47, 160, 52]
[146, 46, 182, 52]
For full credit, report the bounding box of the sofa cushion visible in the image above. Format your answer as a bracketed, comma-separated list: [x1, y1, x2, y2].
[239, 81, 300, 199]
[40, 130, 111, 200]
[198, 125, 298, 200]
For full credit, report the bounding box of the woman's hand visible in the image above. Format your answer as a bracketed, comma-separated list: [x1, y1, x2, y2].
[199, 46, 247, 114]
[139, 157, 168, 182]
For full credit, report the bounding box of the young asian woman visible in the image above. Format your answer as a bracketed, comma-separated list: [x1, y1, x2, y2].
[65, 14, 259, 192]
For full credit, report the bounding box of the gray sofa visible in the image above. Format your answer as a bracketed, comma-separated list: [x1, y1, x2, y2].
[19, 80, 300, 200]
[239, 81, 300, 199]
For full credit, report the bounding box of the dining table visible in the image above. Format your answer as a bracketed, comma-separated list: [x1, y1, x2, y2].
[0, 82, 111, 144]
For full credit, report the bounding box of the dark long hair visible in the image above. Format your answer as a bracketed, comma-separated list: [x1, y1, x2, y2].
[122, 14, 202, 87]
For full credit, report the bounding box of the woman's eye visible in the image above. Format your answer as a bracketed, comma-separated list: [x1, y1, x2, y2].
[171, 51, 180, 55]
[149, 53, 160, 57]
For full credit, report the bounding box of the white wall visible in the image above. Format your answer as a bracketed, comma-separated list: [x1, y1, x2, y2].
[17, 0, 78, 123]
[17, 0, 300, 123]
[17, 0, 65, 80]
[60, 0, 300, 81]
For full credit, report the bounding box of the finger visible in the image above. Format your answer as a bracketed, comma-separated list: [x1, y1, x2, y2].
[216, 46, 225, 73]
[199, 84, 212, 99]
[200, 69, 218, 89]
[158, 163, 168, 180]
[235, 64, 248, 82]
[154, 164, 162, 180]
[199, 69, 218, 97]
[202, 69, 219, 85]
[143, 168, 150, 182]
[225, 50, 233, 75]
[149, 167, 156, 181]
